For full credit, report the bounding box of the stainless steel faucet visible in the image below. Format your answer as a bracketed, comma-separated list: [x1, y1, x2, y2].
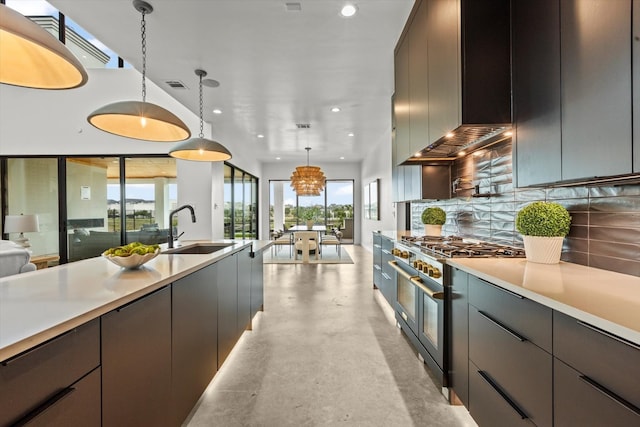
[168, 205, 196, 248]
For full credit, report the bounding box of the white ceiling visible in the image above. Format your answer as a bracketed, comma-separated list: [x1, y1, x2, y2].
[49, 0, 414, 163]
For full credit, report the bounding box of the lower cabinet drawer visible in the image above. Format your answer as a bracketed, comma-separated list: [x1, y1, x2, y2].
[554, 358, 640, 427]
[469, 361, 534, 427]
[0, 319, 100, 426]
[554, 310, 640, 410]
[469, 306, 552, 426]
[18, 367, 101, 427]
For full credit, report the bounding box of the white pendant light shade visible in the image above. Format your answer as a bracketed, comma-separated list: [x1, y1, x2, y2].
[86, 0, 190, 142]
[0, 4, 88, 89]
[169, 69, 232, 161]
[170, 137, 231, 161]
[88, 100, 191, 142]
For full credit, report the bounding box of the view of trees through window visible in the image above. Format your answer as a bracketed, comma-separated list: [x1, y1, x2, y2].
[270, 180, 354, 241]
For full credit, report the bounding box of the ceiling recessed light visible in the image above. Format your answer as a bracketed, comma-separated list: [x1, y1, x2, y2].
[331, 107, 341, 112]
[339, 156, 345, 160]
[276, 157, 281, 160]
[340, 4, 358, 17]
[212, 109, 222, 114]
[257, 134, 265, 138]
[348, 132, 354, 137]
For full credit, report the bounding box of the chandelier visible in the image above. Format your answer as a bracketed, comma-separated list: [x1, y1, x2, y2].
[290, 147, 326, 196]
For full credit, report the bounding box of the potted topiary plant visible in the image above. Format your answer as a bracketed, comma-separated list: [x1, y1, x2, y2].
[421, 207, 446, 236]
[301, 208, 316, 230]
[516, 201, 571, 264]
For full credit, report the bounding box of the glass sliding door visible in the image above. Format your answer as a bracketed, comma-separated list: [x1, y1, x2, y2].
[66, 157, 120, 261]
[325, 180, 354, 243]
[224, 164, 233, 239]
[223, 164, 259, 240]
[123, 157, 177, 246]
[5, 158, 59, 259]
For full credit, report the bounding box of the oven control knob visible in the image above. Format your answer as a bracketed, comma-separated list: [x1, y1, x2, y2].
[402, 251, 409, 259]
[431, 268, 441, 278]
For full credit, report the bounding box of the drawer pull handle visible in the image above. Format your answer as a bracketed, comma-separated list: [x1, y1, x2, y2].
[15, 387, 77, 426]
[482, 279, 524, 299]
[381, 249, 392, 255]
[1, 327, 79, 366]
[373, 264, 382, 271]
[388, 260, 418, 281]
[477, 370, 529, 420]
[381, 272, 391, 281]
[374, 244, 382, 248]
[410, 277, 444, 300]
[576, 320, 640, 351]
[579, 375, 640, 417]
[477, 310, 527, 342]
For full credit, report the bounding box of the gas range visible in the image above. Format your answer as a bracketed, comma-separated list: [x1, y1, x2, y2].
[400, 235, 526, 259]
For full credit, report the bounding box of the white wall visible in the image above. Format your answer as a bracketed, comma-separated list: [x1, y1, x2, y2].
[260, 161, 362, 243]
[360, 129, 395, 252]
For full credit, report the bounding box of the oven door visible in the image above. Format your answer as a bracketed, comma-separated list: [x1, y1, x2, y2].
[392, 262, 419, 334]
[415, 274, 445, 370]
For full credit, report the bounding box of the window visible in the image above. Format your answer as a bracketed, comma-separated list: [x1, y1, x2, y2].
[223, 164, 258, 240]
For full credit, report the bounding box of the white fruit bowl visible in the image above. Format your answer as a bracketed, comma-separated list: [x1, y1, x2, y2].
[102, 249, 159, 269]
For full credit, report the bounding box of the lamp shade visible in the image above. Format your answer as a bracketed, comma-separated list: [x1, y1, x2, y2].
[0, 4, 88, 89]
[4, 214, 40, 233]
[87, 100, 191, 142]
[169, 137, 232, 161]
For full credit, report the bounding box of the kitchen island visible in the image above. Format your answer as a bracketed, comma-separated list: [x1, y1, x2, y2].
[0, 239, 272, 427]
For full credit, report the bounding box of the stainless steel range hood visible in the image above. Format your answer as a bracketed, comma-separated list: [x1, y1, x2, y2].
[411, 125, 512, 160]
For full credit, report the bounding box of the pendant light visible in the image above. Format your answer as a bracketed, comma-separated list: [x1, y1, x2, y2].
[290, 147, 326, 196]
[0, 4, 88, 89]
[169, 69, 232, 161]
[87, 0, 190, 142]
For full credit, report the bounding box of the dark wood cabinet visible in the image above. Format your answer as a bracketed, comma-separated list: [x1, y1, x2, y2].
[101, 287, 172, 427]
[237, 248, 252, 335]
[394, 33, 411, 163]
[217, 253, 239, 369]
[449, 267, 469, 407]
[171, 266, 218, 426]
[251, 249, 264, 321]
[514, 0, 634, 186]
[512, 0, 562, 187]
[553, 310, 640, 421]
[0, 319, 100, 427]
[560, 0, 633, 180]
[408, 0, 429, 157]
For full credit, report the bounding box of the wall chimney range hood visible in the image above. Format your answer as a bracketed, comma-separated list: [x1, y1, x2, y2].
[395, 0, 511, 163]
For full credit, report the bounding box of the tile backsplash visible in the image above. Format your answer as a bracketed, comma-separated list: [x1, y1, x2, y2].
[411, 139, 640, 277]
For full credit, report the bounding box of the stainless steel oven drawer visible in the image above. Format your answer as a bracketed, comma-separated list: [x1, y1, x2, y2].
[468, 275, 552, 352]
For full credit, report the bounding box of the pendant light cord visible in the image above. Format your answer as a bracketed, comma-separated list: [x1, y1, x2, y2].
[140, 8, 147, 103]
[199, 74, 204, 138]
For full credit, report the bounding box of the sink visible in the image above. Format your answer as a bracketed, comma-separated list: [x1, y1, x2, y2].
[164, 242, 234, 254]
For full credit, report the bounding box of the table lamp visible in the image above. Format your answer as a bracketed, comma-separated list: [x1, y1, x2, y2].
[4, 214, 39, 248]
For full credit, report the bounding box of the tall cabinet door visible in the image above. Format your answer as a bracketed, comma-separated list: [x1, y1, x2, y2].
[512, 0, 562, 187]
[561, 0, 632, 180]
[408, 0, 429, 155]
[102, 287, 172, 427]
[217, 253, 239, 369]
[634, 0, 640, 172]
[395, 35, 412, 163]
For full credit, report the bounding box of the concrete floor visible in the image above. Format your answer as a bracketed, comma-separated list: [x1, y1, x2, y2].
[185, 245, 477, 426]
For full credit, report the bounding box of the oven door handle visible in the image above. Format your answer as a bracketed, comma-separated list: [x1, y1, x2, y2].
[410, 276, 445, 300]
[387, 260, 419, 281]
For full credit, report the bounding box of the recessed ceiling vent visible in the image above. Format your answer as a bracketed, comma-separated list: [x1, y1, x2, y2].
[296, 123, 311, 129]
[165, 80, 187, 89]
[285, 2, 302, 12]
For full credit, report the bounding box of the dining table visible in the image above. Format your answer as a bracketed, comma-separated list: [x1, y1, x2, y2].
[289, 225, 326, 262]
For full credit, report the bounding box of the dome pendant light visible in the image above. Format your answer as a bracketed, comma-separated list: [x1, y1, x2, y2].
[169, 69, 231, 161]
[0, 4, 88, 89]
[87, 0, 190, 142]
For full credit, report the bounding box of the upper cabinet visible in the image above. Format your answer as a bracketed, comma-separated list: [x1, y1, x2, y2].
[514, 0, 635, 186]
[393, 0, 511, 165]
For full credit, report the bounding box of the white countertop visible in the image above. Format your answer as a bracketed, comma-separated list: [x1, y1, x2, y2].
[0, 240, 271, 362]
[447, 258, 640, 345]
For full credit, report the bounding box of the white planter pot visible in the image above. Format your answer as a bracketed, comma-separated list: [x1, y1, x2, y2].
[424, 224, 442, 236]
[522, 235, 564, 264]
[306, 220, 314, 230]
